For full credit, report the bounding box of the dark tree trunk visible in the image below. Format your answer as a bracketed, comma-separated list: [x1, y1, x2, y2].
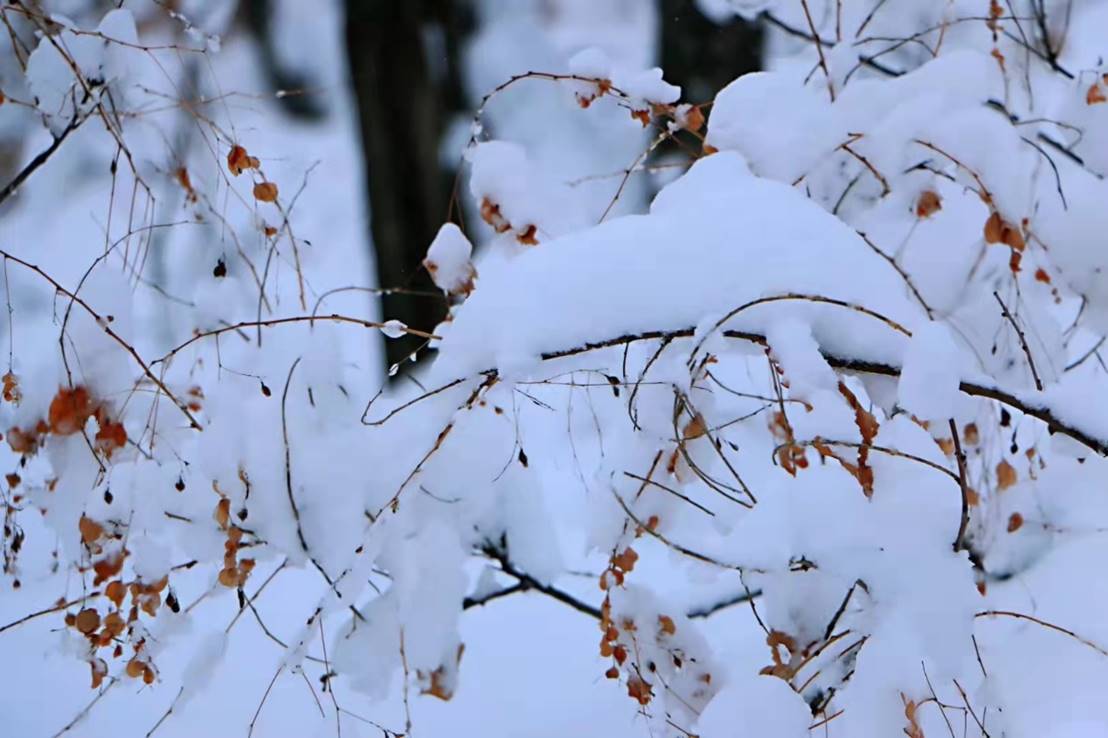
[344, 0, 472, 371]
[659, 0, 763, 104]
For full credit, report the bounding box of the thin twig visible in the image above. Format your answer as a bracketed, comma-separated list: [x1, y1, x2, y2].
[993, 291, 1044, 390]
[949, 419, 971, 553]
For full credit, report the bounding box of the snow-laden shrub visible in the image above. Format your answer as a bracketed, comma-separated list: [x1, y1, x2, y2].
[3, 2, 1108, 736]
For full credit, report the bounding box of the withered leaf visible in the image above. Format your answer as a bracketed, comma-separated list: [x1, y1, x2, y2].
[75, 607, 100, 634]
[915, 190, 942, 218]
[253, 181, 279, 203]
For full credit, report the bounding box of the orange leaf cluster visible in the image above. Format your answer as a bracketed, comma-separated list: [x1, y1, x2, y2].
[125, 656, 156, 685]
[2, 372, 21, 404]
[838, 382, 879, 496]
[983, 211, 1026, 271]
[575, 77, 612, 108]
[49, 386, 95, 435]
[630, 108, 652, 127]
[217, 524, 254, 588]
[760, 629, 799, 679]
[479, 197, 540, 246]
[8, 385, 128, 460]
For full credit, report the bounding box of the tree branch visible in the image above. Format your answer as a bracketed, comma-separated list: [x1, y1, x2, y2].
[0, 115, 81, 207]
[521, 326, 1108, 457]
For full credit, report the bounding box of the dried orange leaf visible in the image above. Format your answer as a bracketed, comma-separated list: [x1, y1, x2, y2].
[612, 547, 638, 573]
[227, 145, 260, 175]
[90, 658, 107, 689]
[49, 386, 95, 435]
[75, 608, 100, 634]
[984, 212, 1004, 243]
[253, 181, 279, 203]
[2, 372, 21, 404]
[915, 190, 942, 218]
[214, 498, 230, 529]
[217, 567, 239, 588]
[79, 516, 104, 544]
[682, 413, 707, 440]
[105, 580, 126, 607]
[516, 224, 539, 246]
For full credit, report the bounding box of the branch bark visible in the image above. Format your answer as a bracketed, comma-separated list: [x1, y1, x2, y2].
[530, 326, 1108, 457]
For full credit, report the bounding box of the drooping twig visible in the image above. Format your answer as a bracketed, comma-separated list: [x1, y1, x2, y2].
[51, 678, 117, 738]
[0, 591, 99, 634]
[976, 609, 1108, 658]
[247, 665, 285, 738]
[281, 358, 337, 589]
[686, 588, 763, 619]
[0, 249, 200, 429]
[993, 291, 1044, 391]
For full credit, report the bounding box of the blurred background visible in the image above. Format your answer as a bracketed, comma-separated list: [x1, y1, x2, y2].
[1, 0, 763, 370]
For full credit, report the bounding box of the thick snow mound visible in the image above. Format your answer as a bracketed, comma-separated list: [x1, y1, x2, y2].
[434, 152, 924, 378]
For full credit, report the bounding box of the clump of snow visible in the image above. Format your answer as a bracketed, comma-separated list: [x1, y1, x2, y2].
[897, 321, 965, 422]
[435, 151, 921, 378]
[568, 47, 611, 78]
[424, 223, 477, 296]
[612, 67, 680, 104]
[697, 673, 810, 737]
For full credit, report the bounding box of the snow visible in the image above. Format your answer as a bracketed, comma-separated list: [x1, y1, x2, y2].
[436, 151, 921, 379]
[424, 223, 476, 295]
[613, 66, 681, 104]
[698, 673, 811, 738]
[5, 1, 1108, 737]
[897, 321, 965, 422]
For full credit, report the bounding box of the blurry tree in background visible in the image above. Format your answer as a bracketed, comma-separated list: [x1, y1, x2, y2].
[241, 0, 327, 120]
[338, 0, 761, 371]
[344, 0, 473, 369]
[660, 0, 762, 104]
